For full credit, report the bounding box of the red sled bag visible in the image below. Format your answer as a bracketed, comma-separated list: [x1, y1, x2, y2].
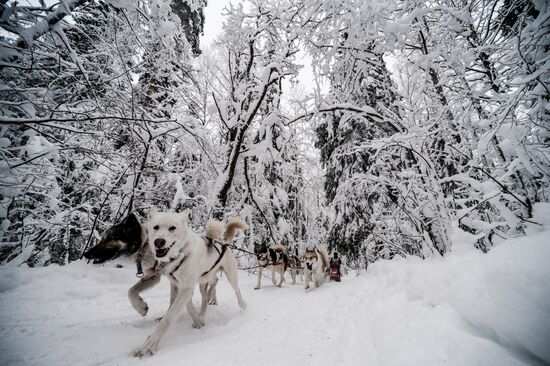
[330, 264, 341, 282]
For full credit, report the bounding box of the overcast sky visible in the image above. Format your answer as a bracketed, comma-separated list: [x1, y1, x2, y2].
[200, 0, 237, 47]
[199, 0, 319, 95]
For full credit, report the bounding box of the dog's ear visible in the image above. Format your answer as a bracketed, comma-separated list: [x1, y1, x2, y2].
[180, 208, 190, 222]
[124, 213, 139, 226]
[149, 206, 158, 218]
[254, 242, 267, 254]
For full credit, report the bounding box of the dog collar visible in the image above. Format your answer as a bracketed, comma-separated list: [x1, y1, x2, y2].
[135, 240, 149, 278]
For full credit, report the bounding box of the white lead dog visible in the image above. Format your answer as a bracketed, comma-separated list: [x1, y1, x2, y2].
[133, 208, 248, 358]
[303, 246, 330, 290]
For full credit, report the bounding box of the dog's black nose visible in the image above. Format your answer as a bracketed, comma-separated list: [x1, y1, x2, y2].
[154, 238, 166, 248]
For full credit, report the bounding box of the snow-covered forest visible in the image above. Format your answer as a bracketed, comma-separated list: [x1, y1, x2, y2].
[1, 1, 550, 365]
[1, 0, 548, 267]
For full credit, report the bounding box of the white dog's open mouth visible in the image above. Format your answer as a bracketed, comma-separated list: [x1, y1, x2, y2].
[155, 241, 176, 258]
[155, 247, 169, 258]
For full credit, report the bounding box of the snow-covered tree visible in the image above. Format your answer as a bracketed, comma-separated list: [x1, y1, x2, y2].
[0, 0, 207, 265]
[0, 0, 547, 268]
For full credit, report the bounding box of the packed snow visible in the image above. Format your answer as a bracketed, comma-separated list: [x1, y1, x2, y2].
[1, 227, 549, 366]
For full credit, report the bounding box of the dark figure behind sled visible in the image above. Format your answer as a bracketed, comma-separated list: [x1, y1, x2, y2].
[330, 252, 341, 282]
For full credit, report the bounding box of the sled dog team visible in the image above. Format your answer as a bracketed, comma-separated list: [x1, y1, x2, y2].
[254, 243, 330, 290]
[84, 209, 332, 357]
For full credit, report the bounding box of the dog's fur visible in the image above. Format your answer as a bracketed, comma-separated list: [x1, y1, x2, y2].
[133, 208, 247, 357]
[254, 244, 288, 289]
[303, 246, 330, 290]
[84, 213, 147, 265]
[84, 213, 167, 316]
[288, 254, 303, 285]
[84, 213, 213, 317]
[84, 212, 248, 357]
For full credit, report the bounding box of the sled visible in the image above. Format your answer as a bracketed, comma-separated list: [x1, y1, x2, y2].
[329, 264, 341, 282]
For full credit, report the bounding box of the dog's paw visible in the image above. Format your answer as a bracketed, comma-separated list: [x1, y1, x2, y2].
[133, 347, 153, 358]
[305, 285, 310, 290]
[238, 300, 247, 310]
[254, 286, 260, 290]
[128, 295, 148, 315]
[192, 317, 205, 329]
[135, 303, 148, 317]
[133, 337, 158, 358]
[208, 299, 218, 305]
[130, 298, 149, 317]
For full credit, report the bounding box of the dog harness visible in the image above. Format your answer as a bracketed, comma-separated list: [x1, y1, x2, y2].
[201, 238, 227, 277]
[135, 236, 228, 278]
[140, 237, 227, 277]
[258, 248, 288, 269]
[156, 246, 187, 272]
[135, 243, 183, 276]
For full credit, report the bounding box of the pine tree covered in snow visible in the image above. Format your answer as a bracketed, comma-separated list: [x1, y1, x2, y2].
[0, 0, 207, 265]
[315, 48, 406, 263]
[0, 0, 548, 267]
[386, 0, 548, 254]
[310, 3, 431, 265]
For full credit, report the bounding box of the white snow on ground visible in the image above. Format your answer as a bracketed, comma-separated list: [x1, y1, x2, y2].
[1, 220, 549, 365]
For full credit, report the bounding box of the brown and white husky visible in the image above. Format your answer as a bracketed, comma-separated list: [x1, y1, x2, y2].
[288, 254, 303, 284]
[303, 246, 330, 290]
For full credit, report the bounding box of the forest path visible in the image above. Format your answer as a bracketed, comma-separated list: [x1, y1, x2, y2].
[1, 228, 549, 366]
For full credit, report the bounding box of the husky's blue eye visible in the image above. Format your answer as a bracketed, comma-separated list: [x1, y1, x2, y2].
[169, 226, 176, 231]
[153, 225, 159, 230]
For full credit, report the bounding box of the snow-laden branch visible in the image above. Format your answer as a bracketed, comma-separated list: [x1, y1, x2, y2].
[15, 0, 89, 49]
[0, 115, 177, 125]
[285, 103, 403, 133]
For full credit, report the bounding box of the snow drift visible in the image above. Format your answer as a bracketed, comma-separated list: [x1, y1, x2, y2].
[1, 227, 549, 366]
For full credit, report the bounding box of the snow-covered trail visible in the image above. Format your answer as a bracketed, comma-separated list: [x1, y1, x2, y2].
[1, 230, 550, 366]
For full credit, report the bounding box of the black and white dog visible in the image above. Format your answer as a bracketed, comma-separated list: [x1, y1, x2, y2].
[288, 254, 303, 284]
[84, 213, 164, 317]
[254, 244, 288, 289]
